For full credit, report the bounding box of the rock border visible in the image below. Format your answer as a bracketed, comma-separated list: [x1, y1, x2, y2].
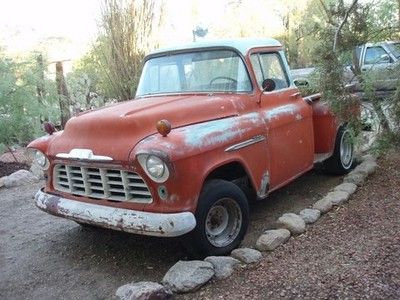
[115, 154, 378, 299]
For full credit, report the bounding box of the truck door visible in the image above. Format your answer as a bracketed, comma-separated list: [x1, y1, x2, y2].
[250, 51, 314, 189]
[362, 45, 397, 90]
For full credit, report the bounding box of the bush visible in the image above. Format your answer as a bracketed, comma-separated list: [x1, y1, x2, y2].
[0, 50, 59, 151]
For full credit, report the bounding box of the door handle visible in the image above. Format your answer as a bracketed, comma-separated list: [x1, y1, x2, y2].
[290, 92, 301, 100]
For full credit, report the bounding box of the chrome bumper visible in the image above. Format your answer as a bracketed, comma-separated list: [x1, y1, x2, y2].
[35, 189, 196, 237]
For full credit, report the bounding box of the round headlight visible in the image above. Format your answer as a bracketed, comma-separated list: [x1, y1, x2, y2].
[34, 150, 49, 170]
[35, 151, 47, 167]
[145, 155, 165, 178]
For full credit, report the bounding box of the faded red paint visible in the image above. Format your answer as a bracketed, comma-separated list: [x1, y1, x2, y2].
[28, 40, 346, 230]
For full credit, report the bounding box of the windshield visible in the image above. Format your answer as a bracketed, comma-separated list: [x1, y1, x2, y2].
[388, 42, 400, 58]
[136, 50, 252, 96]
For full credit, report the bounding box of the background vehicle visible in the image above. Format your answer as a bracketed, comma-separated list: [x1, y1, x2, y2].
[29, 38, 355, 256]
[292, 41, 400, 93]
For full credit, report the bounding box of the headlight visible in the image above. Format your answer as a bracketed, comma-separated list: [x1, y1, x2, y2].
[146, 155, 165, 178]
[137, 153, 170, 183]
[33, 150, 49, 170]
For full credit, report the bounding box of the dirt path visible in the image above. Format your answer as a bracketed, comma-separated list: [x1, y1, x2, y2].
[0, 167, 341, 299]
[184, 153, 400, 300]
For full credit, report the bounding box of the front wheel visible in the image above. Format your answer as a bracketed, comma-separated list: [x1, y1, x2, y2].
[182, 180, 249, 257]
[323, 126, 354, 175]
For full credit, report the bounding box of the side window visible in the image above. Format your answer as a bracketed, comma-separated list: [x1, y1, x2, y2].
[364, 47, 390, 64]
[251, 53, 289, 90]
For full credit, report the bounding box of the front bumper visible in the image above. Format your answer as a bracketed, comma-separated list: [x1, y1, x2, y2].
[35, 189, 196, 237]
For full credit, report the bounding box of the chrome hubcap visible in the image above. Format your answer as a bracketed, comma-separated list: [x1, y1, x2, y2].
[205, 198, 242, 247]
[340, 130, 353, 169]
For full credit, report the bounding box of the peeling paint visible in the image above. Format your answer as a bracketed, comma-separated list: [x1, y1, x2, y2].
[257, 171, 270, 198]
[264, 104, 298, 121]
[181, 113, 261, 149]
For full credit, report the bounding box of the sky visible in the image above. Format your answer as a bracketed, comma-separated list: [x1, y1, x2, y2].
[0, 0, 290, 65]
[0, 0, 100, 60]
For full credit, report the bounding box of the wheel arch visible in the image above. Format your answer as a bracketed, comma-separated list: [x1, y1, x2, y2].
[201, 159, 257, 199]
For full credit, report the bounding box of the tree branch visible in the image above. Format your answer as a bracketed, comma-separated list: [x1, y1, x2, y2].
[319, 0, 337, 26]
[333, 0, 358, 52]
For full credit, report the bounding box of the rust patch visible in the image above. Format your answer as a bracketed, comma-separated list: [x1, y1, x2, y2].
[46, 196, 62, 215]
[257, 171, 270, 198]
[116, 218, 124, 229]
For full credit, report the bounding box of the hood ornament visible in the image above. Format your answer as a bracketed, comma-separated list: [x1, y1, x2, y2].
[56, 149, 113, 161]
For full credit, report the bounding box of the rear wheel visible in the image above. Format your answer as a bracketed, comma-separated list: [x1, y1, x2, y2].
[324, 126, 354, 175]
[182, 179, 249, 257]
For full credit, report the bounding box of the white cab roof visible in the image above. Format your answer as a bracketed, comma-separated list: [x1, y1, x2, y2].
[148, 38, 282, 57]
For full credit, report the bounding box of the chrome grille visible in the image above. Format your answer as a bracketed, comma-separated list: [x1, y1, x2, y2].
[53, 164, 152, 203]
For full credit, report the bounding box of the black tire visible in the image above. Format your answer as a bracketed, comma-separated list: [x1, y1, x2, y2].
[324, 126, 354, 175]
[182, 179, 249, 257]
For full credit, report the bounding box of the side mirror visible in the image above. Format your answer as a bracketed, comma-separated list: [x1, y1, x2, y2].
[262, 79, 276, 92]
[379, 54, 390, 63]
[294, 79, 309, 87]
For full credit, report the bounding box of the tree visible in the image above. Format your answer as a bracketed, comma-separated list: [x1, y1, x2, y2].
[99, 0, 164, 101]
[56, 62, 71, 128]
[68, 0, 163, 102]
[0, 49, 59, 152]
[308, 0, 400, 151]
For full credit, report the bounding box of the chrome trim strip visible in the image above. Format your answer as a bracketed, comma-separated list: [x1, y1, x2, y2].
[225, 135, 266, 152]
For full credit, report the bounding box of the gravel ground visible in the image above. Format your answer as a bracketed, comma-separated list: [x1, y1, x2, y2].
[184, 152, 400, 300]
[0, 166, 340, 299]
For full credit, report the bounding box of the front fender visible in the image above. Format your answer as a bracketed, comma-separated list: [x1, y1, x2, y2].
[130, 113, 269, 213]
[27, 132, 62, 154]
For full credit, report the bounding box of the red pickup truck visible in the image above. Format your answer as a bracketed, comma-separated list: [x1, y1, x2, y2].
[29, 38, 355, 256]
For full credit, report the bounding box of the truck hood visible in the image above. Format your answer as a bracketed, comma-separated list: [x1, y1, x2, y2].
[48, 94, 240, 161]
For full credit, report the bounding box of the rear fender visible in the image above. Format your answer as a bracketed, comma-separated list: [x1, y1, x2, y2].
[312, 101, 338, 154]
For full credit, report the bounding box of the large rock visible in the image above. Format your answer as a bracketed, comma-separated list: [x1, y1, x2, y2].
[231, 248, 262, 264]
[299, 208, 320, 224]
[256, 229, 291, 251]
[313, 197, 333, 213]
[354, 161, 378, 176]
[276, 213, 306, 234]
[334, 182, 357, 194]
[162, 260, 214, 293]
[0, 176, 6, 188]
[361, 154, 376, 162]
[324, 191, 350, 206]
[343, 171, 366, 186]
[115, 281, 173, 300]
[4, 170, 38, 187]
[204, 256, 240, 279]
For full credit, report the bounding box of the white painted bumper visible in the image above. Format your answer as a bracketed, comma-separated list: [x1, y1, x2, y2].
[35, 189, 196, 237]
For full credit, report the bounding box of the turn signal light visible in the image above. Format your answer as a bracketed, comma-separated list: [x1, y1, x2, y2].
[156, 119, 171, 137]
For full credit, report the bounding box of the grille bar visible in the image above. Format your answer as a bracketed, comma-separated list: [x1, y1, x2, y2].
[53, 164, 152, 203]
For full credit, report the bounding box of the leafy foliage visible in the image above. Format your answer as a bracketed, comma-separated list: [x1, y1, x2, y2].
[0, 50, 59, 149]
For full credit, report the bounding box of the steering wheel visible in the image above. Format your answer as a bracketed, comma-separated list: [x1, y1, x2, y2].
[209, 76, 238, 87]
